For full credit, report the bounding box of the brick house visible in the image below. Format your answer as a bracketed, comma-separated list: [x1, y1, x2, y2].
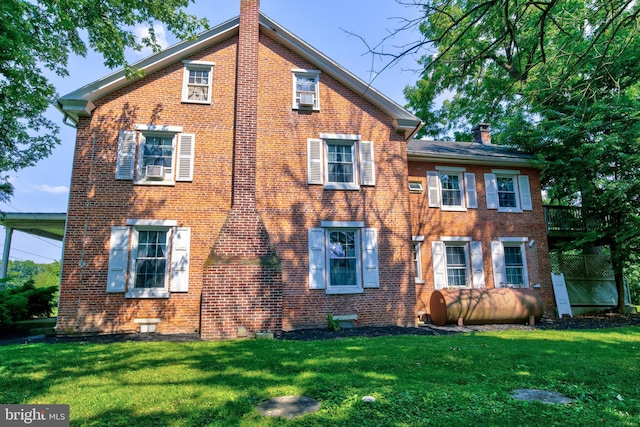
[56, 0, 424, 339]
[55, 1, 554, 339]
[408, 125, 554, 320]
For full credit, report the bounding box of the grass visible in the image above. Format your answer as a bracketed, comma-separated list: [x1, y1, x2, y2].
[1, 328, 639, 426]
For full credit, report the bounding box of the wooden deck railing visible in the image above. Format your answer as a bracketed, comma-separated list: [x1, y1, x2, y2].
[544, 205, 607, 233]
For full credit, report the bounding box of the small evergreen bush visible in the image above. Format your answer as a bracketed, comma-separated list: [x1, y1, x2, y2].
[0, 280, 57, 331]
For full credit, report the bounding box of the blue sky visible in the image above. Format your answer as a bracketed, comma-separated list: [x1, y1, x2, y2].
[1, 0, 427, 265]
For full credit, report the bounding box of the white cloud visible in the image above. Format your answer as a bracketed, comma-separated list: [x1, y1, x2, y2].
[133, 23, 169, 56]
[33, 184, 69, 195]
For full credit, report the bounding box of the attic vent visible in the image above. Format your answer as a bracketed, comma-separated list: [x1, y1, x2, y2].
[409, 181, 424, 192]
[145, 165, 165, 179]
[299, 93, 315, 107]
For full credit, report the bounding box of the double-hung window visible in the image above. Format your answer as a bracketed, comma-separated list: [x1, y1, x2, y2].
[182, 60, 215, 104]
[427, 167, 477, 210]
[308, 222, 379, 294]
[307, 134, 375, 189]
[484, 170, 532, 212]
[432, 238, 485, 289]
[292, 69, 320, 110]
[106, 220, 191, 298]
[491, 238, 529, 288]
[115, 125, 195, 185]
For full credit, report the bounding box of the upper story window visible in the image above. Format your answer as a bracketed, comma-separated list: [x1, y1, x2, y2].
[292, 69, 320, 110]
[139, 133, 175, 182]
[491, 238, 529, 288]
[427, 167, 477, 211]
[307, 134, 375, 190]
[484, 170, 532, 212]
[116, 125, 195, 185]
[182, 60, 215, 104]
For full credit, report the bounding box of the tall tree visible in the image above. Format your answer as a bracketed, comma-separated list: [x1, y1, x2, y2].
[392, 0, 640, 311]
[0, 0, 208, 203]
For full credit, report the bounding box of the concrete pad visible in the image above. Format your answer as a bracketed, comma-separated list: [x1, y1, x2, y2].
[511, 389, 573, 405]
[257, 396, 320, 419]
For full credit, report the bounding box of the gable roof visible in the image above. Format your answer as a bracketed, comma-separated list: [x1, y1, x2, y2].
[407, 139, 536, 167]
[57, 13, 422, 139]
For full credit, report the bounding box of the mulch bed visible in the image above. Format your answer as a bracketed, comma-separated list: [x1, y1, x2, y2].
[1, 311, 638, 346]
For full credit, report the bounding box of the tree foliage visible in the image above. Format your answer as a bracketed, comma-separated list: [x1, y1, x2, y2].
[388, 0, 640, 310]
[0, 0, 208, 203]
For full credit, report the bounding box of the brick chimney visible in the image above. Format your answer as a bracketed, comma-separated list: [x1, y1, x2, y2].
[472, 123, 491, 145]
[201, 0, 283, 340]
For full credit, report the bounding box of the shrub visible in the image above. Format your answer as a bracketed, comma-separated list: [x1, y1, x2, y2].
[0, 280, 57, 331]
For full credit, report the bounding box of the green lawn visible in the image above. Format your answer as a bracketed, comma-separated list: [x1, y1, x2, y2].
[1, 328, 639, 426]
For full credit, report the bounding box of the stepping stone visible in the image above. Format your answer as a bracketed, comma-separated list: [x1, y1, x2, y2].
[511, 389, 573, 404]
[257, 396, 320, 419]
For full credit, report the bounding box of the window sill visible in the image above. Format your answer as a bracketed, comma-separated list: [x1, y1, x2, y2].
[293, 106, 320, 112]
[497, 207, 522, 213]
[323, 183, 360, 191]
[326, 287, 364, 295]
[415, 279, 425, 284]
[125, 289, 170, 299]
[134, 180, 176, 187]
[181, 100, 212, 105]
[441, 206, 467, 212]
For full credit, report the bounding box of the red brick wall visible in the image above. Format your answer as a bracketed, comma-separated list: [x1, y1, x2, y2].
[58, 14, 416, 336]
[407, 161, 555, 318]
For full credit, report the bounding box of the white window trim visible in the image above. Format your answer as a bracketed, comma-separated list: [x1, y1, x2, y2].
[292, 69, 320, 110]
[409, 181, 424, 192]
[181, 60, 215, 104]
[413, 236, 425, 283]
[325, 227, 363, 294]
[135, 130, 178, 186]
[442, 238, 472, 288]
[492, 238, 529, 288]
[486, 170, 532, 213]
[126, 226, 172, 299]
[108, 222, 190, 297]
[308, 223, 378, 294]
[323, 139, 359, 190]
[428, 167, 477, 211]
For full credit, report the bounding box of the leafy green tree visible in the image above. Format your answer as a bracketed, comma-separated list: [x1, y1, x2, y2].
[0, 0, 208, 203]
[395, 0, 640, 311]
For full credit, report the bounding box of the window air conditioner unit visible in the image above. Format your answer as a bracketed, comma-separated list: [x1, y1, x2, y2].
[145, 165, 165, 179]
[299, 92, 315, 107]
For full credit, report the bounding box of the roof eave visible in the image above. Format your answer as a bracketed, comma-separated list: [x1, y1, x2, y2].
[406, 151, 536, 167]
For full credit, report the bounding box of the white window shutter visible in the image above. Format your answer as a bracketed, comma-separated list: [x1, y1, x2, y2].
[308, 228, 325, 289]
[491, 241, 506, 288]
[465, 173, 478, 208]
[116, 131, 136, 180]
[432, 241, 446, 289]
[307, 138, 323, 184]
[518, 175, 532, 210]
[359, 141, 376, 186]
[107, 226, 130, 292]
[362, 228, 380, 288]
[470, 241, 485, 288]
[176, 134, 195, 181]
[485, 173, 499, 209]
[170, 227, 191, 292]
[427, 171, 441, 207]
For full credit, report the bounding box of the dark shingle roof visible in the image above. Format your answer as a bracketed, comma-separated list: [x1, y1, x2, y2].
[407, 139, 535, 167]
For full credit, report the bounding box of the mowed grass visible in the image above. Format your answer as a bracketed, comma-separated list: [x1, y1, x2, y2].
[1, 328, 639, 426]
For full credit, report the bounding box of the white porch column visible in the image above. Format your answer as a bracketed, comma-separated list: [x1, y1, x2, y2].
[1, 226, 13, 283]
